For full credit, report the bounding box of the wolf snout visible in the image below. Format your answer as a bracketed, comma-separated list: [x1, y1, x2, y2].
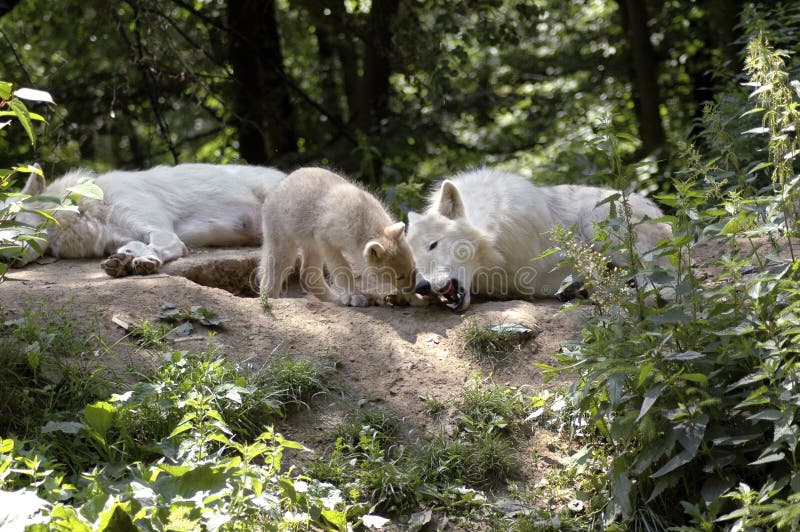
[414, 278, 432, 295]
[439, 279, 467, 311]
[417, 277, 468, 311]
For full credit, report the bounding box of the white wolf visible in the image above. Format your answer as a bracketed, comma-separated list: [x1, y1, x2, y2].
[258, 167, 417, 306]
[406, 168, 672, 310]
[1, 163, 285, 276]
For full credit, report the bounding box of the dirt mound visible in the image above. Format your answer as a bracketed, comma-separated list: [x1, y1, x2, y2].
[1, 248, 586, 452]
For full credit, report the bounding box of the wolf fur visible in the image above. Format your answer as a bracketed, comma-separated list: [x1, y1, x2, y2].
[258, 167, 417, 307]
[3, 163, 285, 276]
[406, 168, 672, 310]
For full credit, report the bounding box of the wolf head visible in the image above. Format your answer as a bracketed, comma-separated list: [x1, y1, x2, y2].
[0, 171, 49, 265]
[362, 221, 417, 296]
[406, 180, 498, 311]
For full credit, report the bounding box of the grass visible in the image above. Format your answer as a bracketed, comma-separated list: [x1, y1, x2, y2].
[456, 381, 529, 436]
[259, 353, 335, 411]
[462, 319, 535, 366]
[128, 318, 172, 348]
[421, 393, 446, 417]
[0, 304, 109, 437]
[259, 290, 271, 309]
[0, 301, 587, 530]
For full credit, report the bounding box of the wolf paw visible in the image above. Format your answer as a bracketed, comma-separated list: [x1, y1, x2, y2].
[340, 293, 370, 307]
[100, 252, 134, 277]
[386, 292, 430, 307]
[131, 255, 162, 275]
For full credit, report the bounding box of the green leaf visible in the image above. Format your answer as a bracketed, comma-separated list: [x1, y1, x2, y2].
[168, 423, 193, 439]
[677, 413, 708, 453]
[679, 373, 708, 386]
[49, 506, 93, 531]
[711, 433, 762, 446]
[663, 351, 704, 361]
[12, 164, 43, 176]
[84, 401, 116, 439]
[701, 476, 735, 507]
[646, 307, 688, 325]
[746, 409, 783, 422]
[158, 464, 192, 477]
[7, 98, 35, 146]
[0, 82, 12, 100]
[41, 421, 85, 434]
[720, 212, 755, 234]
[322, 509, 350, 531]
[66, 179, 104, 201]
[637, 361, 654, 388]
[611, 471, 633, 518]
[0, 439, 13, 453]
[636, 383, 665, 422]
[716, 323, 755, 336]
[749, 452, 785, 466]
[747, 161, 773, 175]
[650, 449, 694, 478]
[742, 126, 769, 135]
[175, 465, 227, 497]
[531, 246, 560, 261]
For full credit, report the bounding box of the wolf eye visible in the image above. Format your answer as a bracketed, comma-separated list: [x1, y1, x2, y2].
[428, 241, 438, 251]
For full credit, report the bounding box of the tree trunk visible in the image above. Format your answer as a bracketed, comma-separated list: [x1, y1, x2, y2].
[0, 0, 21, 17]
[355, 0, 400, 184]
[618, 0, 666, 158]
[228, 0, 296, 165]
[357, 0, 399, 132]
[688, 0, 746, 139]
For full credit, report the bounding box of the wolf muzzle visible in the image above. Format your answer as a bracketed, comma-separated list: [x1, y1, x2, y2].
[414, 279, 432, 295]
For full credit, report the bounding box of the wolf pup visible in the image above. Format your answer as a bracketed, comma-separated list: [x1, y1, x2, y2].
[407, 168, 671, 310]
[258, 167, 417, 307]
[1, 164, 285, 276]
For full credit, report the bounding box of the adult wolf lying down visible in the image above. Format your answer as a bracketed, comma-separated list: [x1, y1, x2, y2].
[406, 168, 672, 310]
[2, 164, 285, 276]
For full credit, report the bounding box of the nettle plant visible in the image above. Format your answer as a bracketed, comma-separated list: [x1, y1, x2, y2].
[0, 81, 101, 279]
[0, 348, 377, 531]
[0, 82, 52, 277]
[547, 29, 800, 531]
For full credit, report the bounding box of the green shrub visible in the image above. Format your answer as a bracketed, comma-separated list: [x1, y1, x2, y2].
[546, 17, 800, 529]
[0, 346, 375, 531]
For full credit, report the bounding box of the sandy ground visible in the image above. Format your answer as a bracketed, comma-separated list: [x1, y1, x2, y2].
[0, 248, 589, 499]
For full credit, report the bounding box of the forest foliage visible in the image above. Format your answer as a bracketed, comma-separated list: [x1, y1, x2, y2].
[1, 0, 795, 195]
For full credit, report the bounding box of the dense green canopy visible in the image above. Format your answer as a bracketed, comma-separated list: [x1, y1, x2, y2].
[2, 0, 792, 195]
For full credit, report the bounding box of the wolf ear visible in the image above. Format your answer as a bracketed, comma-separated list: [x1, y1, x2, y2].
[363, 240, 386, 262]
[21, 170, 46, 196]
[407, 211, 421, 225]
[438, 180, 464, 219]
[383, 222, 405, 240]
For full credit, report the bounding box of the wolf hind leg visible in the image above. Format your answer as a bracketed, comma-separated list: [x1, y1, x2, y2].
[100, 231, 188, 277]
[259, 232, 296, 299]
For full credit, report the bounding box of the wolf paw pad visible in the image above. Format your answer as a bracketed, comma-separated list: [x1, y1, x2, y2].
[340, 293, 370, 307]
[131, 256, 162, 275]
[100, 253, 134, 277]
